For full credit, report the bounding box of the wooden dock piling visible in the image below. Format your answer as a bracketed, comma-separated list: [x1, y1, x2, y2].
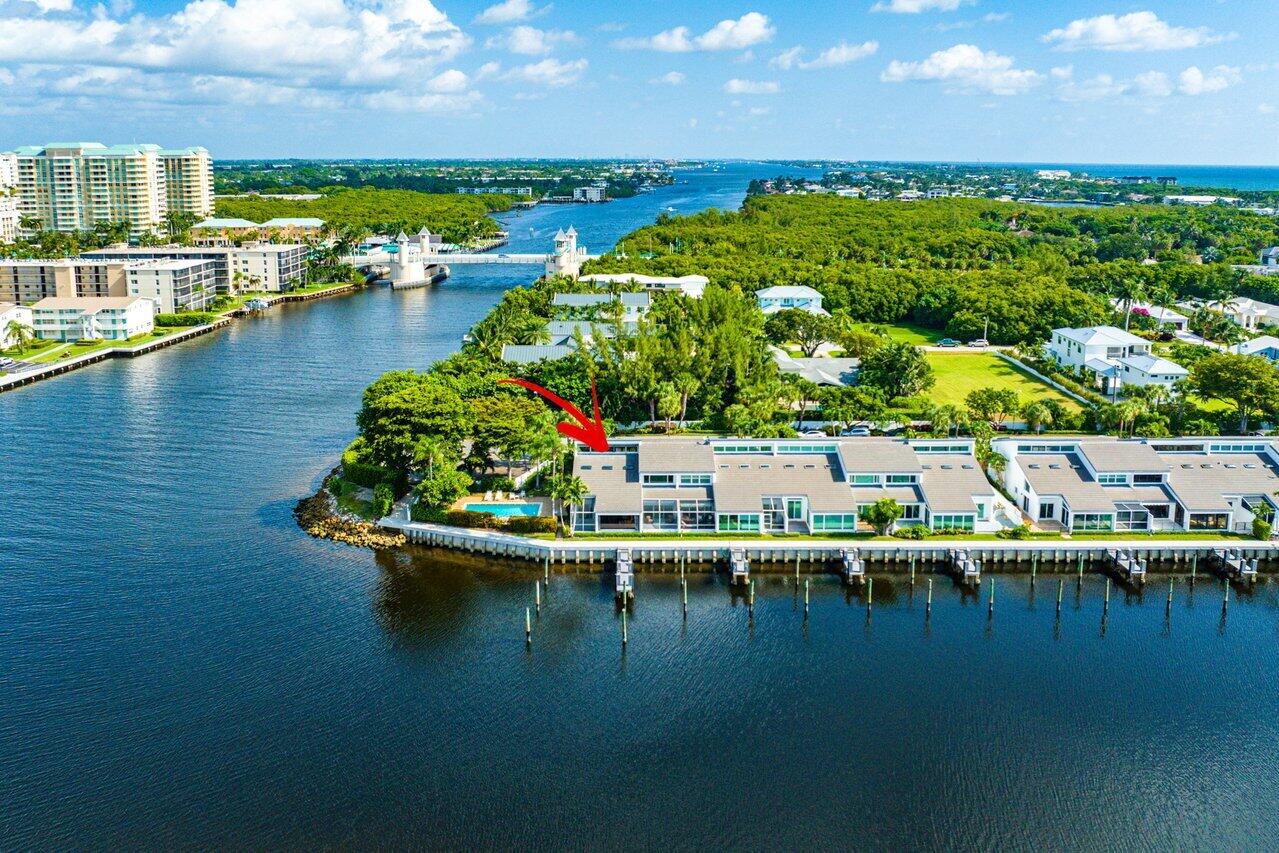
[926, 578, 933, 618]
[525, 607, 531, 645]
[1056, 578, 1064, 616]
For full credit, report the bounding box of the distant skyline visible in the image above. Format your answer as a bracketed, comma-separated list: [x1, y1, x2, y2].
[1, 1, 1276, 164]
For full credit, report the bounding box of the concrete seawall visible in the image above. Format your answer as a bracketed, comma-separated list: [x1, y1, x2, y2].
[380, 517, 1279, 570]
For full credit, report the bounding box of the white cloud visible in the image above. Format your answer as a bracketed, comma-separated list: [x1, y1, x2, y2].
[1043, 12, 1228, 52]
[1055, 73, 1128, 102]
[485, 25, 576, 55]
[26, 0, 75, 11]
[872, 0, 970, 12]
[1050, 65, 1073, 80]
[1133, 70, 1172, 97]
[773, 41, 878, 70]
[652, 70, 685, 85]
[501, 57, 587, 87]
[616, 12, 774, 52]
[881, 44, 1041, 94]
[1178, 65, 1240, 96]
[1260, 103, 1276, 115]
[474, 0, 540, 25]
[723, 78, 779, 94]
[0, 0, 487, 114]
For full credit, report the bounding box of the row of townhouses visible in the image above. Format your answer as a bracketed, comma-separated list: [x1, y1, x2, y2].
[567, 435, 1279, 538]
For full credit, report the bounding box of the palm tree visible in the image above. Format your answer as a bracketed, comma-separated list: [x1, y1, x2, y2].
[551, 474, 588, 536]
[1022, 401, 1053, 435]
[1116, 276, 1146, 331]
[5, 320, 35, 356]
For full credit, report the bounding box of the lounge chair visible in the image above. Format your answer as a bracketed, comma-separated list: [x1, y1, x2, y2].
[483, 491, 493, 502]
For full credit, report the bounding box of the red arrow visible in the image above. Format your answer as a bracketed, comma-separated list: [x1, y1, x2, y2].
[499, 375, 611, 452]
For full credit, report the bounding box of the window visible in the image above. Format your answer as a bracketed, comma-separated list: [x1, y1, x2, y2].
[913, 443, 971, 454]
[886, 474, 917, 485]
[1038, 503, 1056, 520]
[1071, 513, 1114, 532]
[679, 500, 715, 530]
[1188, 512, 1228, 530]
[714, 444, 773, 454]
[718, 513, 761, 532]
[1209, 443, 1267, 454]
[642, 499, 678, 530]
[761, 497, 786, 531]
[812, 513, 858, 531]
[1133, 474, 1164, 485]
[642, 473, 675, 487]
[901, 504, 922, 520]
[931, 514, 975, 531]
[679, 473, 712, 487]
[1098, 473, 1128, 486]
[851, 474, 881, 486]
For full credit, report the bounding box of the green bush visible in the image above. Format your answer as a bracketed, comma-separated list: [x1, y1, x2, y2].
[931, 526, 974, 537]
[1252, 517, 1272, 541]
[154, 311, 219, 327]
[371, 482, 394, 518]
[997, 523, 1032, 540]
[505, 515, 557, 534]
[410, 504, 445, 523]
[442, 509, 504, 529]
[341, 437, 400, 490]
[891, 525, 929, 540]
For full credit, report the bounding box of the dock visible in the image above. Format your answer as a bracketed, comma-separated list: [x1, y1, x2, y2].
[949, 549, 982, 587]
[1104, 549, 1147, 585]
[729, 548, 750, 586]
[614, 548, 635, 602]
[1211, 549, 1259, 584]
[840, 548, 865, 586]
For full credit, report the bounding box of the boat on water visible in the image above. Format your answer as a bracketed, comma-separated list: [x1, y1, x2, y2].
[244, 298, 271, 311]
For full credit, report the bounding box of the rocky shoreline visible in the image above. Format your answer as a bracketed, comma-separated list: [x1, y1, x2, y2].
[294, 469, 406, 550]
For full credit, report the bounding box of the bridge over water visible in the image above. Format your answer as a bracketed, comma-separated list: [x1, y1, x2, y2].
[342, 227, 596, 285]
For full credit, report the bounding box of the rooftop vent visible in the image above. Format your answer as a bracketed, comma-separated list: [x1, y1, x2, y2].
[962, 464, 974, 470]
[941, 464, 953, 470]
[1049, 464, 1061, 470]
[1244, 463, 1257, 469]
[1028, 463, 1040, 469]
[580, 465, 592, 470]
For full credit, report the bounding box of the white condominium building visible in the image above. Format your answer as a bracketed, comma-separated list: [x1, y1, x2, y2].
[125, 259, 219, 314]
[11, 142, 213, 237]
[160, 147, 215, 219]
[31, 296, 155, 342]
[0, 151, 18, 243]
[0, 302, 34, 348]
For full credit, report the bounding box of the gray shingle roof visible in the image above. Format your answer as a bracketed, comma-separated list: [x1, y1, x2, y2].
[1162, 453, 1279, 512]
[837, 439, 923, 474]
[713, 453, 856, 513]
[1020, 454, 1116, 512]
[918, 455, 996, 514]
[1076, 441, 1170, 473]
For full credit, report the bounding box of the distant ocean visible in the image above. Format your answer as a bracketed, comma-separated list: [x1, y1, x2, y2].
[952, 162, 1279, 192]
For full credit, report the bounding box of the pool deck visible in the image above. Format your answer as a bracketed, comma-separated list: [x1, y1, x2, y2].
[453, 495, 552, 516]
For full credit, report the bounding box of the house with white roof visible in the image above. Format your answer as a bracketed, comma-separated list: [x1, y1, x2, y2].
[1178, 297, 1279, 331]
[755, 285, 827, 316]
[1048, 325, 1185, 394]
[552, 291, 650, 322]
[771, 347, 859, 386]
[579, 273, 707, 298]
[1236, 335, 1279, 363]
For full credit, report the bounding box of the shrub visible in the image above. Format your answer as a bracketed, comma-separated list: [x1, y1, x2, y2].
[154, 311, 219, 327]
[341, 438, 401, 490]
[410, 504, 446, 523]
[505, 516, 558, 534]
[442, 509, 504, 529]
[892, 525, 929, 540]
[1252, 517, 1272, 541]
[371, 482, 394, 518]
[931, 526, 974, 537]
[997, 523, 1032, 540]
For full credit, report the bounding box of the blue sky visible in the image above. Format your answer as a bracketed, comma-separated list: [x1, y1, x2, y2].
[1, 0, 1276, 163]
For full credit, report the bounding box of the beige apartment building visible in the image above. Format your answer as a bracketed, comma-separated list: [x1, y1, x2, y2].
[0, 259, 130, 304]
[9, 142, 213, 237]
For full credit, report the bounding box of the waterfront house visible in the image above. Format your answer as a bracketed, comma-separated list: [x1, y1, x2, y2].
[755, 285, 828, 316]
[579, 272, 707, 298]
[31, 296, 154, 342]
[569, 436, 1000, 535]
[0, 301, 33, 348]
[552, 291, 650, 322]
[994, 436, 1279, 534]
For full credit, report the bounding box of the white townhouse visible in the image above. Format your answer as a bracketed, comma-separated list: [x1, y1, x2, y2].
[1048, 325, 1185, 394]
[755, 285, 828, 316]
[995, 436, 1279, 534]
[1178, 297, 1279, 332]
[31, 296, 154, 342]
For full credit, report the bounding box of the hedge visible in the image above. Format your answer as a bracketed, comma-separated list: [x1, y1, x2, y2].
[154, 311, 219, 327]
[505, 516, 557, 534]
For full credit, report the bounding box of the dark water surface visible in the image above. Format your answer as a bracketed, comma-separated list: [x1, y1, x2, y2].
[4, 163, 1279, 849]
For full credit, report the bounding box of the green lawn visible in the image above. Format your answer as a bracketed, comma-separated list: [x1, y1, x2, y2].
[28, 330, 179, 363]
[924, 352, 1083, 411]
[853, 322, 943, 346]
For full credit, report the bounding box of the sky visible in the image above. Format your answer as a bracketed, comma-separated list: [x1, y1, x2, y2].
[0, 0, 1276, 163]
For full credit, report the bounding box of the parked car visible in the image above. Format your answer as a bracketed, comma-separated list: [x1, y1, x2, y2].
[841, 426, 871, 437]
[968, 338, 989, 348]
[800, 430, 826, 438]
[0, 357, 15, 369]
[937, 338, 960, 348]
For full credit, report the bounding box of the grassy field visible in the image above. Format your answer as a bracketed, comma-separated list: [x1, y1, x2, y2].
[853, 322, 942, 346]
[27, 330, 179, 363]
[924, 352, 1083, 411]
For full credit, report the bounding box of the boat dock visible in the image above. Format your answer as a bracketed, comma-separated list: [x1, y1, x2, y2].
[380, 518, 1279, 575]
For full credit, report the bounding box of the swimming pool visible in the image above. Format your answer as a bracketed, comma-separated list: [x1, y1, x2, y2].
[463, 502, 543, 517]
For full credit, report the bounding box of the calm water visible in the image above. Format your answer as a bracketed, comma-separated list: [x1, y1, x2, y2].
[5, 162, 1279, 849]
